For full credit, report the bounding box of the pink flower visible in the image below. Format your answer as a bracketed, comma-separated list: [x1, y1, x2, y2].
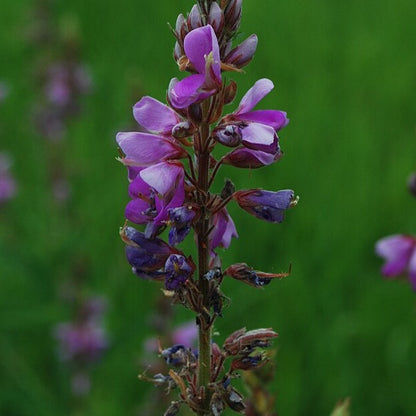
[375, 234, 416, 291]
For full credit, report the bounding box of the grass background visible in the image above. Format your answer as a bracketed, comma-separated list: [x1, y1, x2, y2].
[1, 0, 416, 414]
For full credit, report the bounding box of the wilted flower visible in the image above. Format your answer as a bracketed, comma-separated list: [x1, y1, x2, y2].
[168, 206, 197, 245]
[234, 189, 296, 223]
[375, 234, 416, 290]
[164, 254, 193, 290]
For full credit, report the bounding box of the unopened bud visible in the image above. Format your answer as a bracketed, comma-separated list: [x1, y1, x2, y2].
[213, 125, 242, 147]
[208, 2, 224, 34]
[224, 34, 258, 68]
[187, 4, 202, 30]
[224, 386, 246, 412]
[223, 80, 237, 104]
[224, 0, 242, 33]
[172, 121, 195, 139]
[220, 178, 236, 200]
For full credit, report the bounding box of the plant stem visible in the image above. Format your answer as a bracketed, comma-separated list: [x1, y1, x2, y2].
[196, 103, 212, 415]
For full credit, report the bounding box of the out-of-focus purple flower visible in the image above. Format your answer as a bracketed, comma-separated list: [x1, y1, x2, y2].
[168, 206, 196, 245]
[224, 34, 258, 69]
[45, 63, 91, 108]
[0, 82, 9, 103]
[375, 234, 416, 290]
[121, 225, 176, 280]
[171, 321, 198, 347]
[223, 146, 281, 169]
[126, 162, 185, 227]
[0, 152, 17, 205]
[54, 322, 108, 363]
[218, 78, 288, 154]
[209, 207, 238, 253]
[71, 371, 91, 397]
[164, 254, 193, 290]
[169, 25, 221, 109]
[234, 189, 297, 223]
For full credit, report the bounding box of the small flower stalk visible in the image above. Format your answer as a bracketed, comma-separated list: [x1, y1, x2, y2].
[117, 1, 297, 414]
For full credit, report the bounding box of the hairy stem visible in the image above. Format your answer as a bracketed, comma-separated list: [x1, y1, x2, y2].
[196, 102, 212, 415]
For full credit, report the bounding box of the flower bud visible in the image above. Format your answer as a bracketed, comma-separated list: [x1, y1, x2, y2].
[220, 178, 236, 200]
[224, 386, 246, 412]
[224, 34, 258, 68]
[171, 121, 195, 139]
[208, 2, 224, 34]
[223, 328, 278, 356]
[175, 13, 188, 39]
[187, 5, 202, 30]
[224, 0, 242, 33]
[231, 354, 264, 371]
[223, 80, 237, 104]
[213, 125, 242, 147]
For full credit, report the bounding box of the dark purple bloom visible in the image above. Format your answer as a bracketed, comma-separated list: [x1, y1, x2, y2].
[164, 254, 193, 290]
[375, 234, 416, 290]
[234, 189, 296, 223]
[0, 152, 17, 205]
[209, 207, 238, 253]
[121, 225, 176, 280]
[223, 146, 281, 169]
[213, 124, 242, 147]
[168, 205, 196, 245]
[169, 25, 221, 109]
[125, 162, 185, 226]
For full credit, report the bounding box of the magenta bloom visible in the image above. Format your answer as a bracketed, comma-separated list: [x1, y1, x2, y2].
[209, 207, 238, 253]
[218, 78, 288, 154]
[126, 162, 185, 226]
[223, 146, 281, 169]
[375, 234, 416, 290]
[117, 96, 187, 167]
[169, 25, 221, 109]
[234, 189, 296, 223]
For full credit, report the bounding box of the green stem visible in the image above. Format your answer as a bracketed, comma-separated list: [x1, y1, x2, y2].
[196, 107, 212, 415]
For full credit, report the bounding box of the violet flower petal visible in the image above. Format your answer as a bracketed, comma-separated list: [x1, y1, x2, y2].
[133, 96, 180, 134]
[117, 132, 185, 166]
[140, 162, 184, 196]
[237, 110, 289, 130]
[184, 25, 220, 81]
[223, 147, 280, 169]
[169, 74, 212, 109]
[241, 123, 278, 153]
[236, 78, 274, 114]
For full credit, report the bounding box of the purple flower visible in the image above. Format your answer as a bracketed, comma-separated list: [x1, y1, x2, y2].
[168, 205, 196, 245]
[218, 78, 288, 154]
[375, 234, 416, 290]
[121, 225, 176, 280]
[171, 321, 198, 347]
[234, 189, 296, 223]
[164, 254, 193, 290]
[223, 146, 282, 169]
[0, 152, 17, 205]
[126, 162, 185, 226]
[209, 207, 238, 253]
[169, 25, 221, 109]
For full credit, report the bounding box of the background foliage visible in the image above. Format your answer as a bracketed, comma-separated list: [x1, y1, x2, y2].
[1, 0, 416, 414]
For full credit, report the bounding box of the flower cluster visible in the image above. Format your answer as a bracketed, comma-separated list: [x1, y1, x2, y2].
[117, 1, 297, 413]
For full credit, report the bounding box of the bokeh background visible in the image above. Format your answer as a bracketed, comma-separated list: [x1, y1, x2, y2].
[1, 0, 416, 414]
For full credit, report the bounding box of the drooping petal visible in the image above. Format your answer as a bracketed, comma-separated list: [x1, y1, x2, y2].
[241, 123, 278, 153]
[133, 96, 180, 134]
[169, 74, 213, 109]
[237, 110, 289, 130]
[184, 25, 220, 80]
[375, 235, 414, 277]
[223, 147, 281, 169]
[140, 161, 184, 196]
[236, 78, 274, 114]
[125, 198, 152, 224]
[116, 132, 185, 166]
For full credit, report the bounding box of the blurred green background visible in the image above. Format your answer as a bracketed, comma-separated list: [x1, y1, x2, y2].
[1, 0, 416, 414]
